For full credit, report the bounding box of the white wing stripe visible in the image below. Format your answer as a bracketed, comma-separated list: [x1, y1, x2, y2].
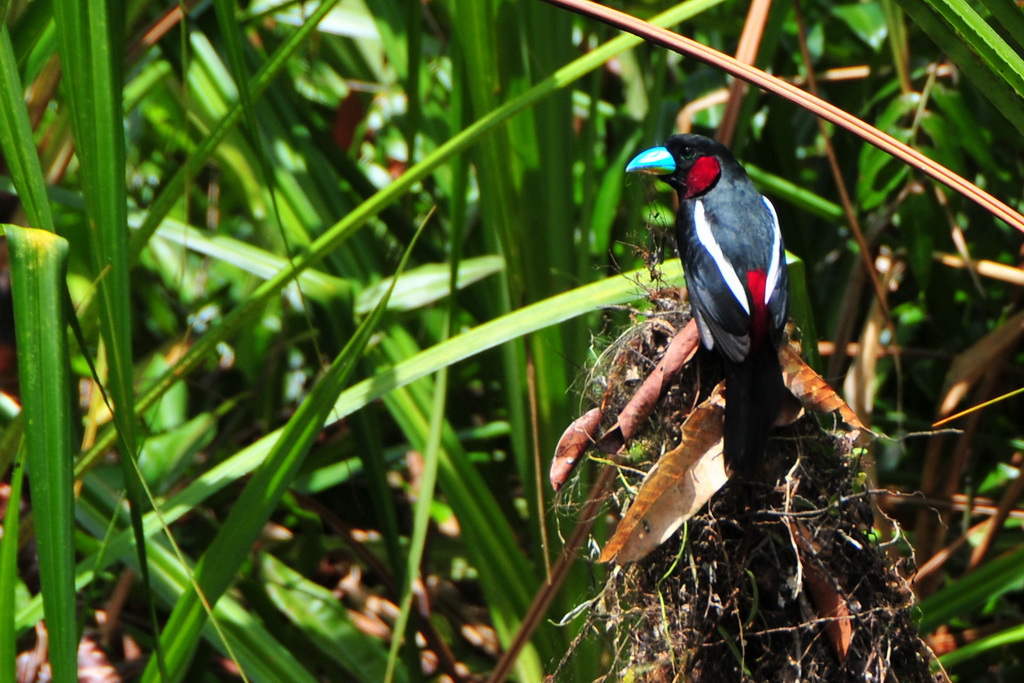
[763, 196, 782, 306]
[693, 200, 750, 315]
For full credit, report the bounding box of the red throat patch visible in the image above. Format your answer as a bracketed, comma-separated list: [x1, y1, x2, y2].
[683, 156, 721, 198]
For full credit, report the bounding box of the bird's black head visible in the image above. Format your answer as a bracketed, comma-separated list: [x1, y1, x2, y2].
[626, 134, 735, 200]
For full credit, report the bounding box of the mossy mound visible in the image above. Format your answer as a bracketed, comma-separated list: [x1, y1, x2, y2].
[555, 290, 944, 681]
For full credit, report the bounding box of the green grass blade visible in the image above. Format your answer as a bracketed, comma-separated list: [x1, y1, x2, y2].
[141, 216, 429, 681]
[333, 263, 683, 418]
[917, 544, 1024, 633]
[212, 0, 300, 291]
[354, 255, 504, 314]
[261, 554, 402, 683]
[51, 0, 133, 430]
[149, 218, 353, 303]
[129, 0, 344, 259]
[50, 1, 162, 670]
[73, 480, 319, 683]
[384, 358, 448, 682]
[939, 621, 1024, 668]
[379, 379, 545, 679]
[455, 0, 577, 571]
[0, 449, 25, 683]
[0, 25, 53, 230]
[896, 0, 1024, 135]
[785, 256, 818, 368]
[80, 0, 720, 481]
[980, 0, 1024, 52]
[923, 0, 1024, 98]
[5, 226, 74, 683]
[881, 0, 912, 92]
[745, 164, 844, 223]
[212, 0, 256, 131]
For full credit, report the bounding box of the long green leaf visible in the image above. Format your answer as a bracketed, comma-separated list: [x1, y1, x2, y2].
[939, 620, 1024, 668]
[72, 479, 319, 683]
[19, 261, 681, 638]
[129, 0, 344, 259]
[0, 26, 53, 230]
[923, 0, 1024, 98]
[897, 0, 1024, 135]
[980, 0, 1024, 52]
[0, 450, 25, 683]
[6, 226, 74, 683]
[50, 0, 164, 672]
[141, 214, 429, 681]
[262, 554, 402, 683]
[79, 0, 721, 481]
[917, 544, 1024, 633]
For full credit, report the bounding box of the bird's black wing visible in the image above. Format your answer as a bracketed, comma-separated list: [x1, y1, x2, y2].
[677, 201, 753, 364]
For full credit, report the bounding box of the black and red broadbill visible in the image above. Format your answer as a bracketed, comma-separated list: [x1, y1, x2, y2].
[627, 134, 789, 475]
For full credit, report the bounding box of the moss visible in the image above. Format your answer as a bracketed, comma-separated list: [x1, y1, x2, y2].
[555, 290, 944, 682]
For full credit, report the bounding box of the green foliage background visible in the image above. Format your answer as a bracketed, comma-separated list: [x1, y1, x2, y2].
[1, 0, 1023, 680]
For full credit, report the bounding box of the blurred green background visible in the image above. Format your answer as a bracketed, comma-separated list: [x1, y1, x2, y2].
[1, 0, 1023, 680]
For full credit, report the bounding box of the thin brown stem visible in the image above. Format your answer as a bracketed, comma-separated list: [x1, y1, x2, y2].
[791, 0, 896, 385]
[486, 464, 616, 683]
[718, 0, 773, 146]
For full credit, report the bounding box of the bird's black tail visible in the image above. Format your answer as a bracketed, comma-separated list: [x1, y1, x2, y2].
[722, 344, 786, 475]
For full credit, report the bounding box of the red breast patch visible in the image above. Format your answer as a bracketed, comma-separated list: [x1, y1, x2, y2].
[684, 156, 721, 198]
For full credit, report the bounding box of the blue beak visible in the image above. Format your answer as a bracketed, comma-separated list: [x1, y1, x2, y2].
[626, 146, 676, 175]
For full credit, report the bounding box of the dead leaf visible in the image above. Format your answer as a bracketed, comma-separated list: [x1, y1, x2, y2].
[596, 319, 700, 454]
[550, 407, 604, 490]
[790, 520, 854, 662]
[600, 384, 728, 564]
[79, 633, 120, 683]
[780, 344, 866, 432]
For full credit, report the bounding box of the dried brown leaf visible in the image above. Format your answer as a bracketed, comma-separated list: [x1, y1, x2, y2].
[790, 520, 854, 662]
[600, 384, 728, 564]
[79, 634, 120, 683]
[780, 344, 866, 431]
[596, 319, 699, 454]
[550, 407, 604, 490]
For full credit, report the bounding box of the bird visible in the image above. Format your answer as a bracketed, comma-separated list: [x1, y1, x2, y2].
[627, 134, 789, 474]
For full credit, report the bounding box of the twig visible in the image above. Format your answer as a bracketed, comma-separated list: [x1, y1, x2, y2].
[486, 465, 617, 683]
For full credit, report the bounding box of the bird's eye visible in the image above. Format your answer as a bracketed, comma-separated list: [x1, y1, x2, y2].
[682, 147, 696, 160]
